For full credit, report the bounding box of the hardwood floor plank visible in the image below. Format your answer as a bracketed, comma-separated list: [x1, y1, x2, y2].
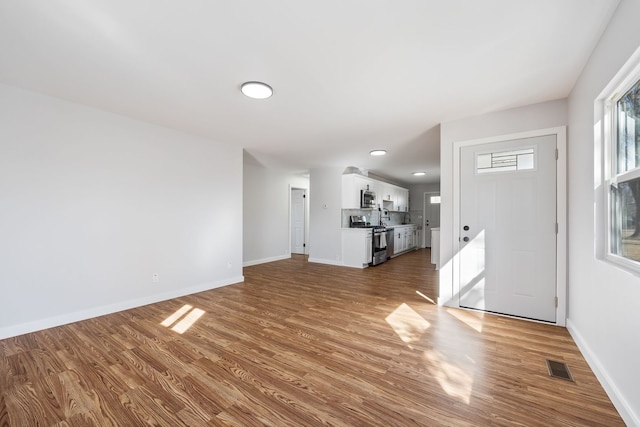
[0, 250, 624, 426]
[52, 370, 97, 418]
[0, 393, 8, 427]
[6, 380, 65, 426]
[119, 386, 188, 426]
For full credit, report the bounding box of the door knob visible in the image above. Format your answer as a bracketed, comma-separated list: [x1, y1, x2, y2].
[463, 236, 470, 242]
[463, 225, 470, 231]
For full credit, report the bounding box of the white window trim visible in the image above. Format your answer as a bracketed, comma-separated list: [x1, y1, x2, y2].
[601, 46, 640, 274]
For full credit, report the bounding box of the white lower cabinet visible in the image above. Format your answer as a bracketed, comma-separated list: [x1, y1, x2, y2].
[394, 230, 403, 254]
[342, 228, 372, 268]
[431, 227, 440, 269]
[343, 225, 416, 266]
[391, 225, 417, 257]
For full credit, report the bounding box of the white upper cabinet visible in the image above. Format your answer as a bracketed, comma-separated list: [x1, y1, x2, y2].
[395, 187, 409, 212]
[381, 182, 394, 203]
[342, 173, 409, 211]
[381, 183, 409, 212]
[369, 179, 383, 208]
[342, 174, 374, 209]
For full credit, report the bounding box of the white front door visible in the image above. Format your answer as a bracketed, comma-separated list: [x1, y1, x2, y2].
[423, 192, 441, 247]
[291, 189, 306, 254]
[458, 135, 557, 322]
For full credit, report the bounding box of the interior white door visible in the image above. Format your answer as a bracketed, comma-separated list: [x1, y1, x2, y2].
[458, 135, 557, 322]
[291, 189, 306, 254]
[423, 192, 441, 248]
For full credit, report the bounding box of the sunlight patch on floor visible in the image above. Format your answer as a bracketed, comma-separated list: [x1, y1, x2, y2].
[446, 308, 484, 333]
[172, 308, 205, 334]
[415, 290, 436, 304]
[161, 304, 205, 334]
[424, 349, 474, 405]
[385, 303, 430, 347]
[161, 304, 193, 327]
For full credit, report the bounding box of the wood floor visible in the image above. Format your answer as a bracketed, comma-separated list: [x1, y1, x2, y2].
[1, 249, 623, 426]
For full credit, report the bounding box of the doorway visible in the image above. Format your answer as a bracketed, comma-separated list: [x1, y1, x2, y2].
[453, 127, 567, 325]
[290, 188, 306, 255]
[423, 192, 441, 248]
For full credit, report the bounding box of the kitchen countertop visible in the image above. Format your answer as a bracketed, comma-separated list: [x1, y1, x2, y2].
[341, 227, 374, 231]
[342, 224, 417, 230]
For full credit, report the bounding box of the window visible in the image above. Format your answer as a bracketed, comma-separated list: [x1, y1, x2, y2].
[476, 147, 536, 174]
[607, 75, 640, 265]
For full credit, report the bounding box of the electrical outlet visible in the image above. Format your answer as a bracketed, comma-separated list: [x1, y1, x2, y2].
[152, 273, 159, 283]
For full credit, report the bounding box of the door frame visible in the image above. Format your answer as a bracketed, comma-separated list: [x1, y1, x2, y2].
[423, 191, 441, 248]
[289, 186, 308, 255]
[452, 126, 567, 326]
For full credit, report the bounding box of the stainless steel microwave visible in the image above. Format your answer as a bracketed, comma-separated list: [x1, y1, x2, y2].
[361, 189, 376, 209]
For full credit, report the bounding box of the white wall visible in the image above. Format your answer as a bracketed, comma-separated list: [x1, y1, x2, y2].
[408, 183, 441, 211]
[0, 83, 244, 339]
[439, 99, 568, 304]
[308, 168, 343, 265]
[243, 152, 309, 265]
[566, 0, 640, 424]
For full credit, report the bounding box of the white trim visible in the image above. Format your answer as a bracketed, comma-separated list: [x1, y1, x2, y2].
[601, 47, 640, 275]
[423, 191, 441, 248]
[567, 319, 640, 426]
[243, 254, 291, 267]
[289, 186, 308, 256]
[288, 183, 292, 255]
[0, 276, 244, 340]
[307, 257, 345, 266]
[451, 126, 567, 326]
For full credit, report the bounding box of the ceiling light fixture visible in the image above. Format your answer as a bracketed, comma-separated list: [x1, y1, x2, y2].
[241, 81, 273, 99]
[413, 171, 426, 176]
[370, 150, 387, 156]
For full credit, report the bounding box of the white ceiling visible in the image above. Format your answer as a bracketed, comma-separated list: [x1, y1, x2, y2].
[0, 0, 619, 185]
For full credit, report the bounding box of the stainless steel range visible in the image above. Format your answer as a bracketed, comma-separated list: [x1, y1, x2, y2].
[371, 226, 388, 266]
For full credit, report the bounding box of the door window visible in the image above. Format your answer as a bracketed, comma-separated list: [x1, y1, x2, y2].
[476, 147, 536, 174]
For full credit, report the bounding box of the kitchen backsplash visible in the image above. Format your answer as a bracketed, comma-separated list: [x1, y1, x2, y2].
[342, 209, 422, 228]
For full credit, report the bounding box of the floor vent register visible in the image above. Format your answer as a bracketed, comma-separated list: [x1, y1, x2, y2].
[545, 359, 574, 382]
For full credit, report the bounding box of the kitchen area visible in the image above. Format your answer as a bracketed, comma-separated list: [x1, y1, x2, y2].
[340, 171, 421, 268]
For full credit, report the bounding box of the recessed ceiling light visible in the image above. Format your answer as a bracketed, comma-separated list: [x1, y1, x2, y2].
[413, 171, 426, 176]
[241, 81, 273, 99]
[370, 150, 387, 156]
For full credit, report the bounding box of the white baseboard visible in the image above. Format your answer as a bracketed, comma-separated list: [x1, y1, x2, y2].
[243, 254, 290, 267]
[567, 318, 639, 427]
[307, 257, 344, 267]
[0, 276, 244, 340]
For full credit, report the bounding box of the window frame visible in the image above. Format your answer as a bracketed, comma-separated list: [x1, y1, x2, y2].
[604, 60, 640, 272]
